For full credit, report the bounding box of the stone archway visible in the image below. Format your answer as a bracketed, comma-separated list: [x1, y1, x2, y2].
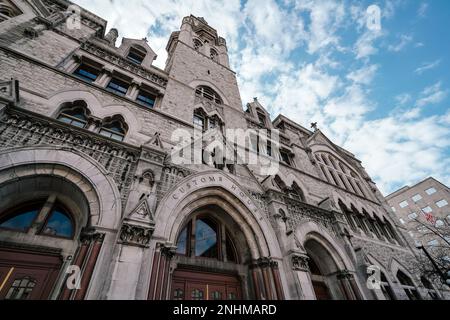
[147, 171, 287, 300]
[294, 222, 364, 300]
[0, 147, 123, 300]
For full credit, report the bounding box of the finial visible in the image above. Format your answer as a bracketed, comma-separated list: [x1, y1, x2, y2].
[311, 122, 318, 132]
[253, 97, 258, 102]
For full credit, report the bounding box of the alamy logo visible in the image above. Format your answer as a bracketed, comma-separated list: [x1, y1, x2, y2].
[366, 265, 381, 290]
[366, 5, 381, 31]
[66, 5, 82, 30]
[66, 265, 81, 290]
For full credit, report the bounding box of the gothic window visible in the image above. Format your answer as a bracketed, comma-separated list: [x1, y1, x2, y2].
[0, 198, 75, 239]
[4, 277, 36, 300]
[0, 1, 22, 22]
[193, 39, 203, 51]
[99, 116, 127, 142]
[193, 109, 222, 132]
[193, 111, 206, 131]
[175, 215, 239, 263]
[289, 182, 305, 202]
[280, 149, 292, 166]
[397, 270, 421, 300]
[127, 46, 146, 65]
[210, 48, 218, 62]
[106, 76, 130, 96]
[73, 62, 101, 83]
[136, 88, 156, 108]
[195, 86, 222, 104]
[57, 104, 89, 128]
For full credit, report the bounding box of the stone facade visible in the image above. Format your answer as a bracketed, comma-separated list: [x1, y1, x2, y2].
[0, 0, 448, 300]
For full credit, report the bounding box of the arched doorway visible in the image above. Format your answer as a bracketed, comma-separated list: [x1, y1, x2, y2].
[170, 205, 248, 300]
[304, 237, 361, 300]
[0, 175, 88, 300]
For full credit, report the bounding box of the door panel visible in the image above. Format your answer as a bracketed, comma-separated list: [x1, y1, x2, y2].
[0, 247, 62, 300]
[172, 269, 242, 300]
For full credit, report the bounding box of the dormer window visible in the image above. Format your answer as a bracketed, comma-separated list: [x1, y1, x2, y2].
[99, 117, 127, 142]
[136, 89, 156, 108]
[127, 46, 146, 65]
[195, 86, 222, 104]
[257, 111, 266, 126]
[73, 62, 101, 83]
[106, 76, 130, 96]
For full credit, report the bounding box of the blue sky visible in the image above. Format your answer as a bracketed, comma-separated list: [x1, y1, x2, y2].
[74, 0, 450, 195]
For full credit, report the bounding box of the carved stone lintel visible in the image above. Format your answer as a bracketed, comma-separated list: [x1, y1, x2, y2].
[119, 223, 154, 247]
[291, 253, 310, 272]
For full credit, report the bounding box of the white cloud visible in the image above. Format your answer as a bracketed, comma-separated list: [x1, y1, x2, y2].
[418, 2, 429, 18]
[395, 93, 412, 105]
[347, 64, 378, 85]
[416, 82, 448, 107]
[388, 34, 413, 52]
[414, 59, 441, 75]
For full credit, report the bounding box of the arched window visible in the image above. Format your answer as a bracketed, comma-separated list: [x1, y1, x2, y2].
[289, 182, 305, 202]
[0, 199, 75, 239]
[210, 48, 219, 62]
[195, 86, 222, 104]
[193, 39, 203, 51]
[99, 116, 127, 142]
[175, 215, 239, 263]
[397, 270, 421, 300]
[57, 104, 89, 128]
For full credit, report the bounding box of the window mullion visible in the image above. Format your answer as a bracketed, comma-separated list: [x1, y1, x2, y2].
[31, 194, 56, 234]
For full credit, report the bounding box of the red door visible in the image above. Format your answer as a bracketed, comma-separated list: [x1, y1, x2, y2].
[171, 269, 242, 300]
[0, 247, 62, 300]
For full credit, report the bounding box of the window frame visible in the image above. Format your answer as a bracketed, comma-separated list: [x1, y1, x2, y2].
[106, 76, 130, 96]
[73, 62, 101, 83]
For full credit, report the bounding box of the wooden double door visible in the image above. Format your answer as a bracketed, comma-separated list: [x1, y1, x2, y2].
[0, 247, 62, 300]
[171, 269, 242, 300]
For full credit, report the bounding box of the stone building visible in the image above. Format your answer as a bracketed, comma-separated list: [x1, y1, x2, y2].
[386, 177, 450, 250]
[0, 0, 448, 300]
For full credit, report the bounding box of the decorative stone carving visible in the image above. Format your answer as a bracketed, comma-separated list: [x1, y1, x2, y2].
[0, 79, 19, 104]
[80, 227, 105, 244]
[0, 107, 139, 208]
[159, 243, 177, 259]
[251, 257, 278, 269]
[291, 253, 310, 272]
[119, 223, 153, 247]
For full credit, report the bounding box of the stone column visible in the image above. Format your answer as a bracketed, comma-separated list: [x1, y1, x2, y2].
[126, 81, 140, 100]
[59, 228, 105, 300]
[336, 270, 363, 300]
[106, 223, 154, 300]
[95, 68, 112, 87]
[290, 252, 316, 300]
[250, 257, 283, 300]
[147, 242, 176, 300]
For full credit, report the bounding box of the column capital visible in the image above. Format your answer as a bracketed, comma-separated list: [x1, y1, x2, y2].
[80, 227, 105, 244]
[337, 269, 354, 280]
[291, 253, 310, 272]
[158, 242, 177, 259]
